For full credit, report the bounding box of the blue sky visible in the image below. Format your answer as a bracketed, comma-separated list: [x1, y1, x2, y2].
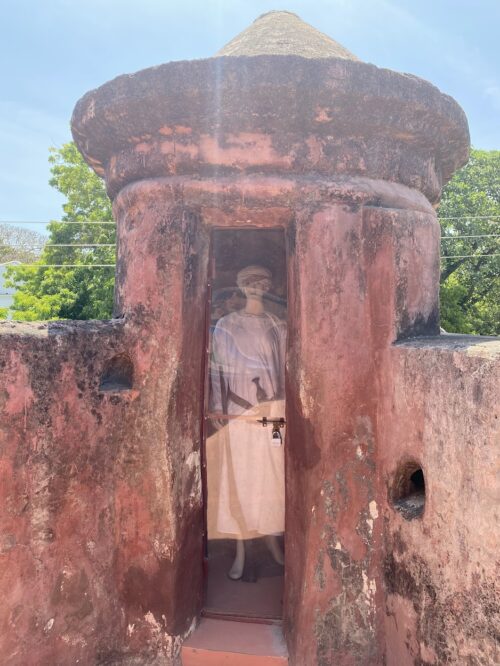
[1, 0, 499, 231]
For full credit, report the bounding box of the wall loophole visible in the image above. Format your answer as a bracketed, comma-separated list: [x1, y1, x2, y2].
[99, 354, 134, 392]
[391, 460, 425, 520]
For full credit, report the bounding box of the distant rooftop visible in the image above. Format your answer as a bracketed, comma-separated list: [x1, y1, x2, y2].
[215, 10, 359, 60]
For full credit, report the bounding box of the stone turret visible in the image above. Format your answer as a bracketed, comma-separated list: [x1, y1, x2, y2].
[1, 11, 497, 666]
[69, 13, 472, 664]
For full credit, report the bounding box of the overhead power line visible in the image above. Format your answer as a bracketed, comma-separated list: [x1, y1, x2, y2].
[0, 263, 115, 268]
[7, 239, 499, 251]
[0, 220, 115, 225]
[3, 256, 499, 268]
[439, 215, 500, 220]
[441, 234, 500, 239]
[44, 244, 116, 247]
[441, 254, 500, 259]
[2, 216, 500, 224]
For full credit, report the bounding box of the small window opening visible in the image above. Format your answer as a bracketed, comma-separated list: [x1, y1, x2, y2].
[391, 460, 425, 520]
[99, 354, 134, 392]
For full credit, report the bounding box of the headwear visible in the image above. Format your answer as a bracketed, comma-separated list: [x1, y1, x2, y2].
[236, 265, 272, 287]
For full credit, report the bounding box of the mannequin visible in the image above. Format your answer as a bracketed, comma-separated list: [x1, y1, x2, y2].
[210, 265, 286, 581]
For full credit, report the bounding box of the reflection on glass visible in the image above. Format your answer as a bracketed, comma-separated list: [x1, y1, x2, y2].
[206, 259, 286, 592]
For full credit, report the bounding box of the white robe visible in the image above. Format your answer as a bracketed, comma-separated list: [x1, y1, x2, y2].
[209, 310, 286, 538]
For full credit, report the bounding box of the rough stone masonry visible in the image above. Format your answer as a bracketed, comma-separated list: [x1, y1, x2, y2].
[1, 11, 498, 666]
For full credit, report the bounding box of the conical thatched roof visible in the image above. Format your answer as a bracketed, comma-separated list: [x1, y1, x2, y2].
[215, 10, 359, 60]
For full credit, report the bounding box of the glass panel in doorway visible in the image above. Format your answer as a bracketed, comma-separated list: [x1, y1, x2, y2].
[204, 228, 286, 619]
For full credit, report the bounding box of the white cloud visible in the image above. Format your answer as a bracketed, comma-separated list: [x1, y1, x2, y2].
[483, 83, 500, 110]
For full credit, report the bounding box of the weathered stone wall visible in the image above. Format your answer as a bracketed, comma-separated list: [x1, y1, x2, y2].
[0, 320, 131, 664]
[1, 179, 498, 666]
[0, 184, 209, 665]
[0, 174, 449, 665]
[284, 199, 441, 666]
[379, 336, 500, 665]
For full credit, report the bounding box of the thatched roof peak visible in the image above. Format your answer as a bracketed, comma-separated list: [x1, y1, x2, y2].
[215, 10, 359, 60]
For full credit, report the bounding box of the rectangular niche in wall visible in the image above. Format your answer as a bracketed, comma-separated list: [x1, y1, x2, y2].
[203, 228, 287, 620]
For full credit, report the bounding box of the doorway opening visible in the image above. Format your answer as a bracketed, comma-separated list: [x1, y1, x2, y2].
[202, 228, 287, 621]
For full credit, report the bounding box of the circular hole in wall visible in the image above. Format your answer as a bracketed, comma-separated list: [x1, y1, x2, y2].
[391, 460, 426, 520]
[99, 354, 134, 392]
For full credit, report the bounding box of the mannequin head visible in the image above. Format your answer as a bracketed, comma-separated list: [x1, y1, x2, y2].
[236, 265, 272, 300]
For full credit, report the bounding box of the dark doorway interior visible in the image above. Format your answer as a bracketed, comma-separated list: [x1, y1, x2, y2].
[204, 538, 284, 618]
[203, 228, 287, 620]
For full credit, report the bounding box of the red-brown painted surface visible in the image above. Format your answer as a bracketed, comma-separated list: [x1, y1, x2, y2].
[71, 56, 469, 203]
[284, 203, 441, 666]
[1, 13, 497, 666]
[379, 337, 500, 665]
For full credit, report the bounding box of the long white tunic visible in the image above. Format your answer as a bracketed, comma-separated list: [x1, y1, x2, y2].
[208, 310, 286, 538]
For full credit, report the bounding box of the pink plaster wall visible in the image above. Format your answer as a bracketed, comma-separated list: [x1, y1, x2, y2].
[2, 173, 497, 666]
[0, 322, 131, 664]
[0, 184, 209, 664]
[284, 202, 442, 666]
[379, 337, 500, 665]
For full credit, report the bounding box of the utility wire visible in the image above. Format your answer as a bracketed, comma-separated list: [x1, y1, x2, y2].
[9, 238, 500, 248]
[0, 263, 115, 268]
[44, 243, 116, 247]
[441, 234, 500, 239]
[3, 256, 499, 267]
[2, 217, 500, 224]
[441, 254, 500, 259]
[0, 220, 115, 225]
[5, 237, 500, 250]
[439, 215, 500, 220]
[26, 239, 500, 249]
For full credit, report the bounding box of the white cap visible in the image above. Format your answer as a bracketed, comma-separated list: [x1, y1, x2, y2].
[236, 265, 272, 287]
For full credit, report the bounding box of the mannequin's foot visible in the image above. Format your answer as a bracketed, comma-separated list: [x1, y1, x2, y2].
[265, 534, 284, 566]
[227, 539, 245, 580]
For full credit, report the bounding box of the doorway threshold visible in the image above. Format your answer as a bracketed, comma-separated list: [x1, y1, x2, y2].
[181, 617, 288, 666]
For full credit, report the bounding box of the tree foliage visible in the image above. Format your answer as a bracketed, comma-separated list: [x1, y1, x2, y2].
[6, 143, 115, 320]
[438, 149, 500, 335]
[0, 224, 46, 264]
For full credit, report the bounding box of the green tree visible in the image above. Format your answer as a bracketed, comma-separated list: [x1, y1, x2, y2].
[1, 225, 46, 319]
[6, 143, 115, 320]
[0, 224, 46, 264]
[438, 149, 500, 335]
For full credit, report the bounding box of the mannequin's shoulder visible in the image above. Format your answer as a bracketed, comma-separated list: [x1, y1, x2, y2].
[214, 311, 239, 331]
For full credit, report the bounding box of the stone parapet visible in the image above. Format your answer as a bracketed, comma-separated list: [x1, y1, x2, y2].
[379, 335, 500, 665]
